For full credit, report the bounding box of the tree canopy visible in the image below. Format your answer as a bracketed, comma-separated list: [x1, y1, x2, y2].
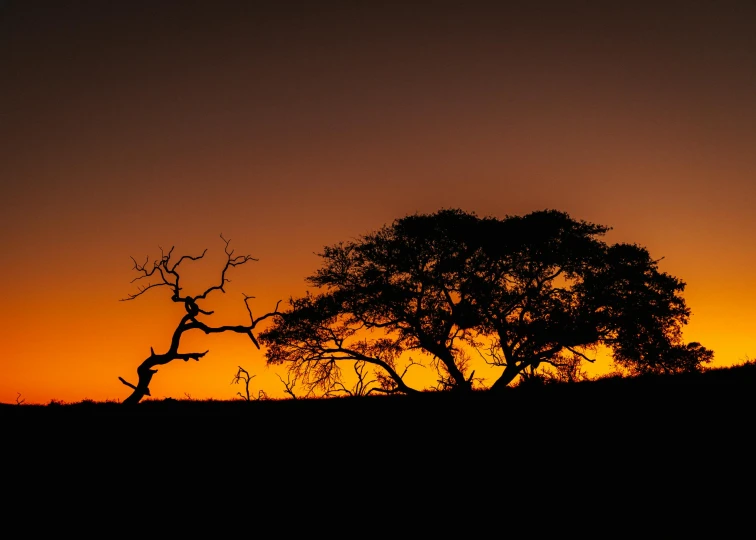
[259, 209, 713, 395]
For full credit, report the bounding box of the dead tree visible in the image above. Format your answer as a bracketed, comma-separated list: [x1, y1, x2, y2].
[119, 234, 280, 404]
[231, 366, 266, 401]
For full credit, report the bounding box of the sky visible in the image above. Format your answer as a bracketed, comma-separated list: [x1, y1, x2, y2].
[2, 1, 755, 404]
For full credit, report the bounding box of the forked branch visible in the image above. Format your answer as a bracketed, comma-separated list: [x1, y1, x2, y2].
[119, 236, 280, 404]
[277, 372, 299, 400]
[231, 366, 266, 401]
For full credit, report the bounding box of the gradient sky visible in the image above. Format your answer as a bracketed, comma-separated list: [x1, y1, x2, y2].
[2, 1, 755, 404]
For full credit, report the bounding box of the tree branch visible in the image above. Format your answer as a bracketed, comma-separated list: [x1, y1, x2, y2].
[564, 346, 596, 363]
[120, 235, 279, 403]
[194, 234, 258, 300]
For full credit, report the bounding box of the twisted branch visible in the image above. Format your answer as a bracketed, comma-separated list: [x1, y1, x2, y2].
[119, 235, 280, 404]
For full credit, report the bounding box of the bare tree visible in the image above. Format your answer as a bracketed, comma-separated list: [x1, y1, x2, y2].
[232, 366, 267, 401]
[118, 235, 280, 404]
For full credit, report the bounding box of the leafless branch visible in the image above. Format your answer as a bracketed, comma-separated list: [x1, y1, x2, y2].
[119, 235, 280, 404]
[121, 246, 182, 301]
[194, 234, 258, 300]
[277, 372, 299, 400]
[474, 341, 507, 367]
[121, 282, 166, 301]
[176, 350, 209, 362]
[564, 346, 597, 363]
[231, 365, 264, 401]
[399, 357, 423, 379]
[244, 295, 283, 326]
[119, 376, 151, 396]
[326, 360, 380, 397]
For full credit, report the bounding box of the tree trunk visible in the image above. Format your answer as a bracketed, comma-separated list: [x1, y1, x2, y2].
[490, 364, 522, 392]
[437, 349, 473, 392]
[120, 347, 207, 404]
[121, 364, 158, 404]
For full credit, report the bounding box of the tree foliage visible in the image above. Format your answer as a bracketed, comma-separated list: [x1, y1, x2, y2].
[259, 209, 712, 395]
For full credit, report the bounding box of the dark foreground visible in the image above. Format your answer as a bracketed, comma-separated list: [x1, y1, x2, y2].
[4, 365, 754, 507]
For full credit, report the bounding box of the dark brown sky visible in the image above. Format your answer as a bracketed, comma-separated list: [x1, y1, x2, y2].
[2, 1, 755, 402]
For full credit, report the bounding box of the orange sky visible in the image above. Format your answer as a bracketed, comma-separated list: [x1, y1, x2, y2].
[2, 1, 755, 403]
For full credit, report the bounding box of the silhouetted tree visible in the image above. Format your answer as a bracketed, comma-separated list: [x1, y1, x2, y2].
[260, 209, 712, 394]
[119, 235, 280, 404]
[231, 366, 266, 401]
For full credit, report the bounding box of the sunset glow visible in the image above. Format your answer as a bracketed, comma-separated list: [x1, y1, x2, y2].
[2, 2, 755, 403]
